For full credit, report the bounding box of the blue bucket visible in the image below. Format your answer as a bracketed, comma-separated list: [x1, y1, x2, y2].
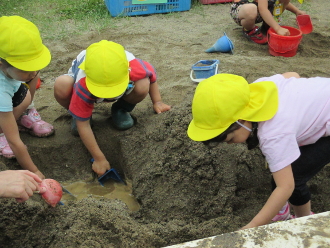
[190, 60, 219, 83]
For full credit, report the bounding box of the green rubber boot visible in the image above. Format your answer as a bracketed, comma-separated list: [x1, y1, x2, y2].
[111, 99, 136, 130]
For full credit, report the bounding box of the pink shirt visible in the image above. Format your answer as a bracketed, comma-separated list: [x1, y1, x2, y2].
[253, 74, 330, 172]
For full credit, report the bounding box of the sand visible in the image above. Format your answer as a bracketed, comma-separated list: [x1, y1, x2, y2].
[1, 1, 330, 247]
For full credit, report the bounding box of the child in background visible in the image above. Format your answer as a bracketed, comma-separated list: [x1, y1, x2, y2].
[54, 40, 171, 176]
[0, 16, 53, 179]
[230, 0, 306, 44]
[188, 73, 330, 229]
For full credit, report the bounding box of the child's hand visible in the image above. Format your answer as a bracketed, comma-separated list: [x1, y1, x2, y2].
[276, 27, 290, 36]
[296, 10, 306, 16]
[92, 159, 111, 176]
[153, 101, 171, 114]
[239, 222, 255, 230]
[0, 170, 43, 202]
[34, 170, 45, 180]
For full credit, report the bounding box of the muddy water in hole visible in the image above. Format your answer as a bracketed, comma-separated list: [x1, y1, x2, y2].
[61, 179, 140, 211]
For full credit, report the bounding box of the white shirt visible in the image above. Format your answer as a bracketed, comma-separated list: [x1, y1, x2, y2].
[254, 74, 330, 172]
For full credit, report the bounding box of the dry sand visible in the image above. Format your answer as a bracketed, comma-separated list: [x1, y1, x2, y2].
[1, 1, 330, 247]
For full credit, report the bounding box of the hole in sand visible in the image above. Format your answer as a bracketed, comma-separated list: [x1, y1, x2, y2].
[61, 179, 140, 211]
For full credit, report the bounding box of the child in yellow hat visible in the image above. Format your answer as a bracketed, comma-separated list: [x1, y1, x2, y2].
[0, 16, 54, 139]
[0, 16, 54, 179]
[230, 0, 306, 44]
[188, 72, 330, 229]
[54, 40, 171, 176]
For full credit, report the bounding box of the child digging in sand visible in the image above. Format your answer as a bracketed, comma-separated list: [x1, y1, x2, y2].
[0, 16, 54, 179]
[188, 72, 330, 229]
[54, 40, 171, 176]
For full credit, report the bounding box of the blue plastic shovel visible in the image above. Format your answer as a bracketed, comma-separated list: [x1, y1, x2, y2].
[98, 168, 126, 186]
[90, 158, 126, 186]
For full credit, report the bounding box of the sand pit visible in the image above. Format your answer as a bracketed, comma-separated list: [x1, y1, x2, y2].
[1, 1, 330, 247]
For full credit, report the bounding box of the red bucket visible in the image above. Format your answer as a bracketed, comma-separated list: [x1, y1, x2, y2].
[267, 26, 303, 57]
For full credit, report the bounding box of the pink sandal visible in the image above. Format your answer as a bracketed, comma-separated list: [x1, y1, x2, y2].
[0, 134, 15, 159]
[18, 108, 55, 137]
[272, 202, 291, 222]
[291, 212, 314, 219]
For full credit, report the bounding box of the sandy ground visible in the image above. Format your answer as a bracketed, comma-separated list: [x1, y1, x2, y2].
[1, 1, 330, 247]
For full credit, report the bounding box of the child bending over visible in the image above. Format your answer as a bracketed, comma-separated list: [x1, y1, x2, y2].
[54, 40, 171, 176]
[188, 72, 330, 229]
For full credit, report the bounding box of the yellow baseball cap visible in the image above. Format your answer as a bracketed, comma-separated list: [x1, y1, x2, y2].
[78, 40, 129, 98]
[187, 74, 279, 141]
[0, 16, 51, 71]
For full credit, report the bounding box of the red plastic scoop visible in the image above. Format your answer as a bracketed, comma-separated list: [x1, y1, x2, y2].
[296, 15, 313, 34]
[39, 179, 63, 207]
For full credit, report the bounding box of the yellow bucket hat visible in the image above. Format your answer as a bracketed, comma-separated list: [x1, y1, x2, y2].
[79, 40, 129, 98]
[187, 74, 279, 141]
[0, 16, 51, 71]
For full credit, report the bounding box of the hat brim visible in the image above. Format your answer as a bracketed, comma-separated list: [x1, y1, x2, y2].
[187, 119, 231, 142]
[240, 81, 278, 122]
[7, 44, 51, 71]
[86, 73, 129, 98]
[187, 80, 278, 142]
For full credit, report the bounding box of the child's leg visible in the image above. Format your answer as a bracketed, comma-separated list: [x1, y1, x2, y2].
[13, 87, 32, 121]
[54, 75, 75, 109]
[272, 136, 330, 218]
[25, 72, 39, 100]
[54, 75, 76, 133]
[233, 3, 267, 44]
[291, 201, 311, 218]
[237, 4, 258, 31]
[122, 78, 150, 105]
[18, 73, 54, 137]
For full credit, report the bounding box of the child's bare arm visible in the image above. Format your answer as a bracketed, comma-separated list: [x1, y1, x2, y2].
[240, 165, 294, 229]
[286, 3, 306, 16]
[149, 82, 171, 114]
[258, 0, 290, 36]
[258, 0, 281, 30]
[76, 119, 110, 175]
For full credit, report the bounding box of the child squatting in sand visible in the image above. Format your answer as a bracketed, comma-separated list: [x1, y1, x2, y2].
[54, 40, 171, 176]
[0, 16, 54, 179]
[230, 0, 306, 44]
[188, 73, 330, 229]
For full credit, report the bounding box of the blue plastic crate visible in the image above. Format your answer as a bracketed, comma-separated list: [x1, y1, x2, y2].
[105, 0, 191, 17]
